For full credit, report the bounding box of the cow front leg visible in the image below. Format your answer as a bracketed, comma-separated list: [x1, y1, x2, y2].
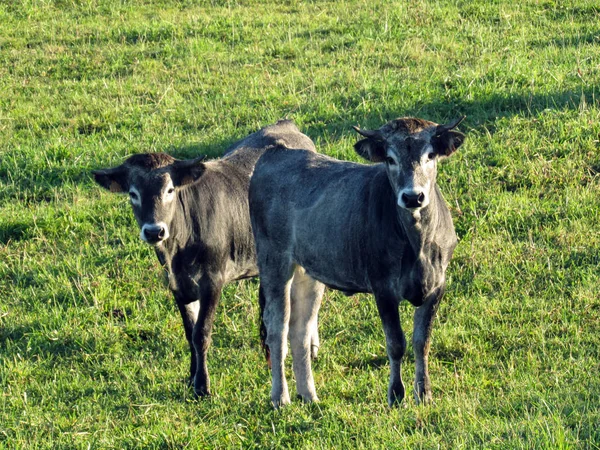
[192, 279, 223, 397]
[374, 292, 406, 407]
[412, 287, 444, 404]
[175, 297, 200, 385]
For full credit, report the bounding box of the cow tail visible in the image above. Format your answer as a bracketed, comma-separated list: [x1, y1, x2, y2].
[258, 284, 271, 368]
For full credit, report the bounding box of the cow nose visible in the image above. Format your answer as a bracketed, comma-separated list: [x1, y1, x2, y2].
[401, 192, 425, 209]
[142, 224, 166, 243]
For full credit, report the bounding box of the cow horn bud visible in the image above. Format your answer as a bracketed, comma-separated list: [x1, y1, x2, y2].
[436, 116, 466, 135]
[352, 126, 384, 141]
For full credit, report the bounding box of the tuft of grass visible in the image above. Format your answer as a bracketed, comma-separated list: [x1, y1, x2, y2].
[1, 0, 599, 448]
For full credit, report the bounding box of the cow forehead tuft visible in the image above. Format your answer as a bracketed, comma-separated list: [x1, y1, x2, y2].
[125, 153, 175, 170]
[382, 117, 437, 137]
[131, 170, 171, 188]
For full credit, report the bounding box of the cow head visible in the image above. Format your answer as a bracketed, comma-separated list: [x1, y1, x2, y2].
[92, 153, 205, 245]
[353, 116, 465, 211]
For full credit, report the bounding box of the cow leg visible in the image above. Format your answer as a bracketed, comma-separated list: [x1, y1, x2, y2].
[374, 292, 406, 407]
[309, 284, 323, 360]
[175, 296, 200, 385]
[261, 262, 294, 408]
[289, 268, 324, 402]
[192, 278, 223, 397]
[412, 287, 444, 404]
[310, 315, 320, 360]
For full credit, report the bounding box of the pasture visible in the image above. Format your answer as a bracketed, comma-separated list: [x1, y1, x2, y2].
[1, 0, 599, 448]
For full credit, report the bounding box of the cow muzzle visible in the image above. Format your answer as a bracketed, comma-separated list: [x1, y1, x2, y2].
[140, 222, 170, 244]
[398, 190, 428, 210]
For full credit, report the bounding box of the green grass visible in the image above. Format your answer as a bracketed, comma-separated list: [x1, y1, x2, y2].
[1, 0, 599, 448]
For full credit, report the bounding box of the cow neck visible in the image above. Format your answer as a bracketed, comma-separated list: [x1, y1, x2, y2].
[371, 169, 440, 256]
[395, 186, 441, 256]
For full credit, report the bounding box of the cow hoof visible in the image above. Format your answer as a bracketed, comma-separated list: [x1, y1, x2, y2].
[414, 392, 433, 405]
[271, 394, 291, 409]
[388, 396, 407, 408]
[194, 386, 211, 398]
[311, 345, 319, 360]
[413, 380, 432, 405]
[296, 393, 319, 403]
[388, 382, 405, 407]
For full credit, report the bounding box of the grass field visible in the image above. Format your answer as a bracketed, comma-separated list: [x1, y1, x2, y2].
[1, 0, 599, 448]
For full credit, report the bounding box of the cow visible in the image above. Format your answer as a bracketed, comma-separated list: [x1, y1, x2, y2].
[250, 116, 465, 407]
[92, 120, 317, 398]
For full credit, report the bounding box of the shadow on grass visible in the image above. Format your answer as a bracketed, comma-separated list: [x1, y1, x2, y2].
[0, 324, 98, 359]
[541, 5, 600, 21]
[147, 87, 591, 168]
[303, 87, 597, 143]
[0, 321, 175, 363]
[0, 164, 92, 205]
[6, 86, 597, 208]
[162, 136, 238, 161]
[0, 218, 36, 243]
[0, 136, 237, 207]
[345, 355, 388, 370]
[530, 32, 600, 48]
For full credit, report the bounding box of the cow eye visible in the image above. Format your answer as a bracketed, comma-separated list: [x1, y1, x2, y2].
[428, 152, 436, 160]
[167, 188, 175, 194]
[386, 157, 396, 165]
[129, 191, 138, 201]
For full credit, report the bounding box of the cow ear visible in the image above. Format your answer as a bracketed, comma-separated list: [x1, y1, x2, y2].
[92, 166, 129, 193]
[171, 156, 206, 187]
[352, 126, 386, 162]
[354, 138, 386, 162]
[432, 131, 465, 157]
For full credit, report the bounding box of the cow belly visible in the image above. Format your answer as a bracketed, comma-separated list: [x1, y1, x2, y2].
[293, 254, 369, 295]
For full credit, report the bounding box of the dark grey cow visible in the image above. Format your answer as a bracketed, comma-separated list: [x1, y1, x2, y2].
[92, 120, 316, 397]
[250, 117, 465, 407]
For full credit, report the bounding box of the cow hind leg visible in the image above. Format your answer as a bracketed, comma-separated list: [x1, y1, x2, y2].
[412, 287, 444, 404]
[289, 267, 324, 402]
[261, 260, 295, 408]
[309, 282, 324, 360]
[310, 318, 320, 360]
